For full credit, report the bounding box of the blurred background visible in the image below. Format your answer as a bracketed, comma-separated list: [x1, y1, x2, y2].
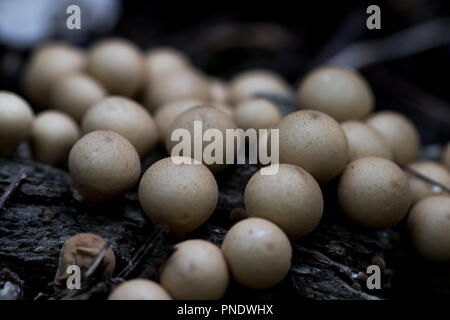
[0, 0, 449, 147]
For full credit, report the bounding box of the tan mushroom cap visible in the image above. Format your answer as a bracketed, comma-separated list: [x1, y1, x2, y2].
[160, 239, 229, 299]
[0, 91, 34, 156]
[234, 98, 281, 130]
[50, 72, 107, 122]
[338, 157, 411, 229]
[278, 110, 349, 184]
[406, 161, 450, 204]
[209, 79, 230, 104]
[229, 69, 291, 104]
[165, 106, 238, 173]
[407, 196, 450, 263]
[87, 38, 144, 97]
[154, 98, 205, 138]
[144, 70, 210, 113]
[245, 164, 323, 239]
[366, 111, 420, 165]
[30, 111, 80, 165]
[221, 217, 292, 289]
[108, 279, 172, 300]
[54, 233, 115, 291]
[143, 47, 191, 83]
[341, 120, 392, 162]
[24, 42, 86, 107]
[297, 66, 374, 122]
[138, 157, 218, 237]
[68, 130, 141, 204]
[82, 96, 158, 158]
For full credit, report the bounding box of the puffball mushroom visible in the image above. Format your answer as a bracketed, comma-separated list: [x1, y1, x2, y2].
[209, 79, 230, 104]
[234, 98, 281, 130]
[50, 72, 107, 122]
[81, 96, 158, 158]
[366, 111, 420, 165]
[165, 106, 238, 173]
[338, 157, 411, 229]
[54, 233, 115, 291]
[143, 47, 191, 82]
[24, 43, 86, 107]
[221, 218, 292, 289]
[229, 69, 291, 104]
[87, 38, 143, 97]
[108, 279, 172, 300]
[341, 120, 392, 162]
[245, 164, 323, 239]
[406, 161, 450, 204]
[443, 142, 450, 169]
[407, 196, 450, 263]
[154, 98, 204, 138]
[297, 66, 374, 122]
[160, 240, 229, 299]
[0, 91, 34, 156]
[138, 157, 218, 236]
[30, 111, 80, 165]
[278, 110, 349, 184]
[144, 70, 210, 113]
[68, 130, 141, 204]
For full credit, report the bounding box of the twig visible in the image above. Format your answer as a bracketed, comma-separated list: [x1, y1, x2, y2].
[49, 243, 112, 300]
[84, 242, 111, 278]
[328, 17, 450, 69]
[138, 246, 176, 279]
[365, 66, 450, 129]
[401, 165, 450, 194]
[116, 225, 169, 279]
[0, 169, 26, 211]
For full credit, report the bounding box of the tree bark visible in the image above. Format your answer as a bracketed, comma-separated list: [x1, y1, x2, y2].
[0, 151, 396, 300]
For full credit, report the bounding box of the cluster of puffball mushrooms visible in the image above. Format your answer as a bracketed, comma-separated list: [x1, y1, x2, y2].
[0, 37, 450, 300]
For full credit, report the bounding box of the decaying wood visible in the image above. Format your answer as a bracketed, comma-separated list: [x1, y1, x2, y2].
[0, 152, 396, 300]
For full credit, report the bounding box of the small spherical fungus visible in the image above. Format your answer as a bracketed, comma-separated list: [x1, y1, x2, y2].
[108, 279, 172, 300]
[87, 38, 143, 97]
[341, 120, 392, 162]
[165, 106, 238, 173]
[54, 233, 115, 291]
[406, 161, 450, 204]
[338, 157, 411, 229]
[30, 111, 80, 165]
[366, 111, 420, 165]
[229, 69, 290, 104]
[234, 98, 281, 130]
[0, 91, 34, 156]
[50, 72, 107, 122]
[278, 110, 349, 183]
[82, 96, 158, 158]
[407, 196, 450, 263]
[160, 239, 229, 300]
[297, 66, 374, 122]
[138, 157, 218, 237]
[154, 99, 204, 138]
[221, 217, 292, 289]
[143, 47, 191, 83]
[68, 130, 141, 204]
[144, 70, 210, 113]
[24, 43, 85, 107]
[245, 164, 323, 239]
